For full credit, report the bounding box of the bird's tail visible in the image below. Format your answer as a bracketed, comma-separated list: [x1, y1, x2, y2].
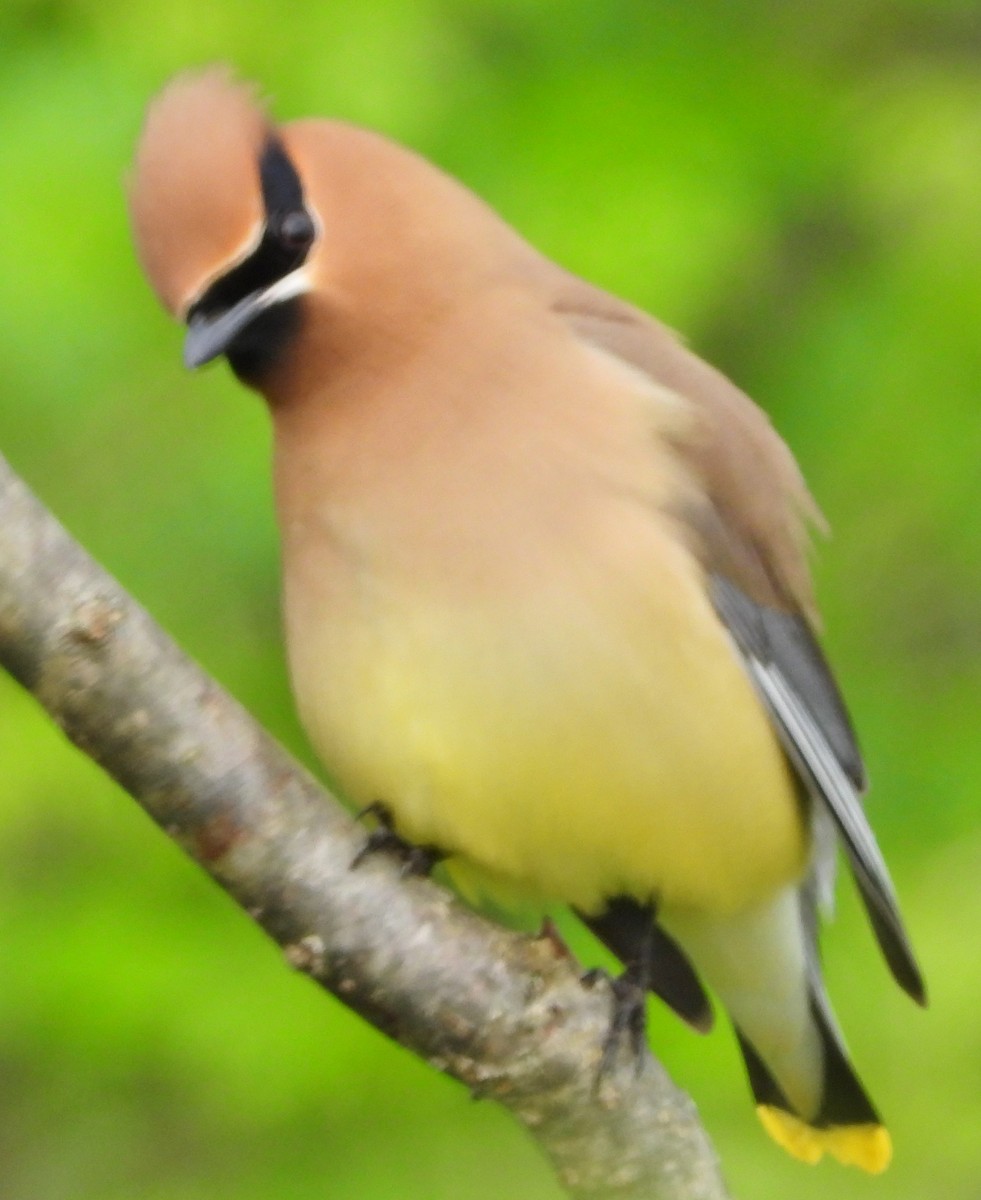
[663, 884, 892, 1173]
[735, 994, 891, 1172]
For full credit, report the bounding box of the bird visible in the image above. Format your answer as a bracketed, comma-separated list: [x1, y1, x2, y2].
[128, 67, 926, 1172]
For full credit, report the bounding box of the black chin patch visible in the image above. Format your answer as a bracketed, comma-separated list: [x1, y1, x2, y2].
[226, 297, 303, 384]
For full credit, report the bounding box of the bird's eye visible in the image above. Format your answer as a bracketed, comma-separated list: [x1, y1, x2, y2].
[277, 209, 316, 251]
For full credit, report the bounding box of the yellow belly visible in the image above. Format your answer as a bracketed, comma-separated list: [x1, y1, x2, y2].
[287, 512, 807, 920]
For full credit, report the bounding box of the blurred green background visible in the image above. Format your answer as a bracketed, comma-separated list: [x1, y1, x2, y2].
[1, 1, 979, 1197]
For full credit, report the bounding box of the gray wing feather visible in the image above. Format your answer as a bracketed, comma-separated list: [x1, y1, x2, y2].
[712, 576, 926, 1005]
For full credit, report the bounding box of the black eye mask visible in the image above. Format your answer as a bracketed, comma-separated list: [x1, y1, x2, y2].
[188, 136, 316, 322]
[183, 135, 317, 380]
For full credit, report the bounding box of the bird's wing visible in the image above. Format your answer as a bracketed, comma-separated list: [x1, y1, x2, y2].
[711, 577, 925, 1003]
[552, 274, 925, 1005]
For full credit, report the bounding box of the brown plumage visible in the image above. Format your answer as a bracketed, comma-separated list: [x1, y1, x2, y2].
[129, 68, 925, 1171]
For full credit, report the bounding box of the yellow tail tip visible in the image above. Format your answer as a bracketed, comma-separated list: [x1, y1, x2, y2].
[757, 1105, 892, 1173]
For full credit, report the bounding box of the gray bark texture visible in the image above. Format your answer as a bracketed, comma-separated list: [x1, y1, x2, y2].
[0, 450, 730, 1200]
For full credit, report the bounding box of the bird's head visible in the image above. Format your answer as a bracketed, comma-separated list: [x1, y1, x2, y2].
[129, 68, 533, 393]
[129, 68, 323, 379]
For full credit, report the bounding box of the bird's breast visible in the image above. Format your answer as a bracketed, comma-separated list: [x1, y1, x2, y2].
[274, 310, 808, 917]
[281, 480, 807, 919]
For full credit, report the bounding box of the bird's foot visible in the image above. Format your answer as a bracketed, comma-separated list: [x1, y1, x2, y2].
[581, 965, 648, 1084]
[351, 802, 443, 878]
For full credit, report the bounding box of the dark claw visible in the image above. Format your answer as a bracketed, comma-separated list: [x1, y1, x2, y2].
[397, 842, 444, 878]
[350, 803, 443, 877]
[580, 967, 606, 990]
[354, 800, 394, 827]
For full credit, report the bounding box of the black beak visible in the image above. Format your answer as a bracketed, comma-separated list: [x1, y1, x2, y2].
[183, 269, 310, 369]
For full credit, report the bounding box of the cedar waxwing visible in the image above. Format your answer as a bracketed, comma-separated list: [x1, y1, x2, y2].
[128, 69, 926, 1172]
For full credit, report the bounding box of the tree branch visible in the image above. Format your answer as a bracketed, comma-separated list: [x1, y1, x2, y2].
[0, 449, 729, 1200]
